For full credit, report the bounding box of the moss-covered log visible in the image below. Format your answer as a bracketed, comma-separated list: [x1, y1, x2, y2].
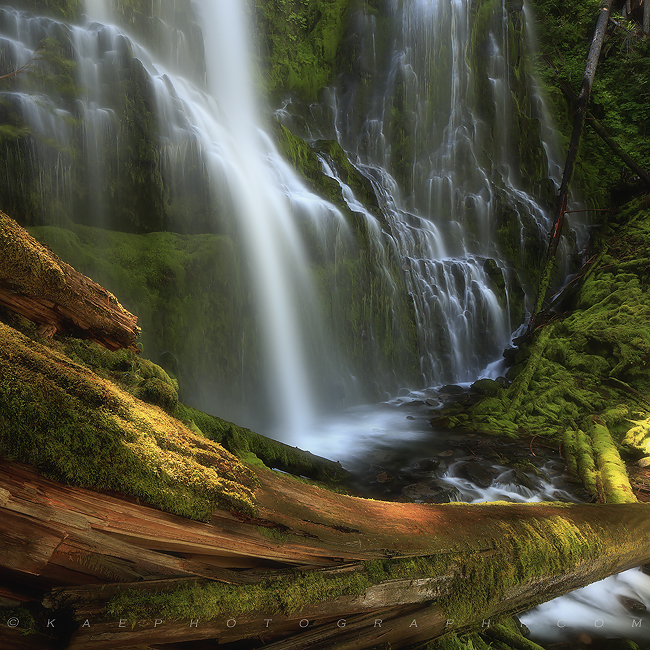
[0, 212, 139, 351]
[2, 458, 650, 649]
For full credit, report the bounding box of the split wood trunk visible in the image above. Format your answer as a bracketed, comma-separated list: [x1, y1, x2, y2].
[1, 459, 649, 649]
[0, 212, 139, 351]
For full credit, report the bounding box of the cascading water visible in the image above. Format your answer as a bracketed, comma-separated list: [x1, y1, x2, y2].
[278, 0, 559, 386]
[0, 0, 351, 440]
[0, 0, 569, 424]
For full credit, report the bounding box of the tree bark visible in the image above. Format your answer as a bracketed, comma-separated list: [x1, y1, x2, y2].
[1, 459, 649, 649]
[0, 211, 139, 350]
[528, 0, 614, 334]
[645, 0, 650, 34]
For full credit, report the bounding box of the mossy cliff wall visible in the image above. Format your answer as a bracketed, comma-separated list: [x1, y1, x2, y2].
[0, 1, 208, 234]
[274, 0, 559, 296]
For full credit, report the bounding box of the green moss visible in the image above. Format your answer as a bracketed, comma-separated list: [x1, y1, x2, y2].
[177, 404, 350, 484]
[105, 508, 606, 629]
[589, 419, 637, 504]
[0, 321, 258, 520]
[9, 0, 82, 20]
[61, 338, 179, 414]
[563, 429, 578, 476]
[252, 0, 354, 102]
[623, 417, 650, 456]
[575, 427, 600, 498]
[436, 197, 650, 500]
[27, 222, 264, 423]
[0, 606, 37, 636]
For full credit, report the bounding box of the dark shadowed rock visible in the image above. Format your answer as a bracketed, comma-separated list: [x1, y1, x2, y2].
[452, 461, 497, 488]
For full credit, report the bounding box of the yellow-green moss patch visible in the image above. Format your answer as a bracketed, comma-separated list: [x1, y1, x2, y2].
[0, 321, 257, 520]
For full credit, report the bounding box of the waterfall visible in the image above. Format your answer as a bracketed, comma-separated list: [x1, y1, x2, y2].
[189, 0, 317, 440]
[0, 2, 350, 439]
[0, 0, 571, 430]
[277, 0, 557, 384]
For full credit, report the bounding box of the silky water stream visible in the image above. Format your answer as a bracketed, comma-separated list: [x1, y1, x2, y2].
[304, 389, 650, 645]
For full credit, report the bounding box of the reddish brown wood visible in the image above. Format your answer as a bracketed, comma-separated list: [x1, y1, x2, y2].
[0, 212, 139, 350]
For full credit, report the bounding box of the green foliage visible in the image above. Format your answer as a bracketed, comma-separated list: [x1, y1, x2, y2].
[252, 0, 353, 101]
[529, 0, 650, 205]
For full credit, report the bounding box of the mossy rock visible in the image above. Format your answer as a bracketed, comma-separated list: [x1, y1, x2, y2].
[252, 0, 354, 102]
[134, 377, 178, 414]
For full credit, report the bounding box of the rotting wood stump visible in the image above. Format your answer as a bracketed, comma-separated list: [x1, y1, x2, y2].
[1, 459, 649, 649]
[0, 211, 139, 351]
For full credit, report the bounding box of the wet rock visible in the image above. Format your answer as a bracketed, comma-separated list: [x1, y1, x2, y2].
[375, 472, 393, 483]
[495, 376, 509, 387]
[502, 346, 518, 366]
[438, 450, 454, 458]
[425, 398, 441, 407]
[494, 468, 536, 491]
[637, 457, 650, 468]
[414, 458, 440, 472]
[618, 596, 647, 613]
[397, 398, 424, 407]
[439, 384, 466, 396]
[470, 378, 500, 396]
[452, 460, 497, 488]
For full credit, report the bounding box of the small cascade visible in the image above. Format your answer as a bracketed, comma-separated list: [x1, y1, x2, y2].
[319, 154, 509, 383]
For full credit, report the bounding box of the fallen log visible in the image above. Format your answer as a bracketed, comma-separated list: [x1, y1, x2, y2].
[528, 0, 614, 334]
[0, 211, 139, 350]
[1, 459, 649, 649]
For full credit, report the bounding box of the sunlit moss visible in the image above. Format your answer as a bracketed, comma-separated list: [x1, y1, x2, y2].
[0, 321, 257, 520]
[434, 197, 650, 501]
